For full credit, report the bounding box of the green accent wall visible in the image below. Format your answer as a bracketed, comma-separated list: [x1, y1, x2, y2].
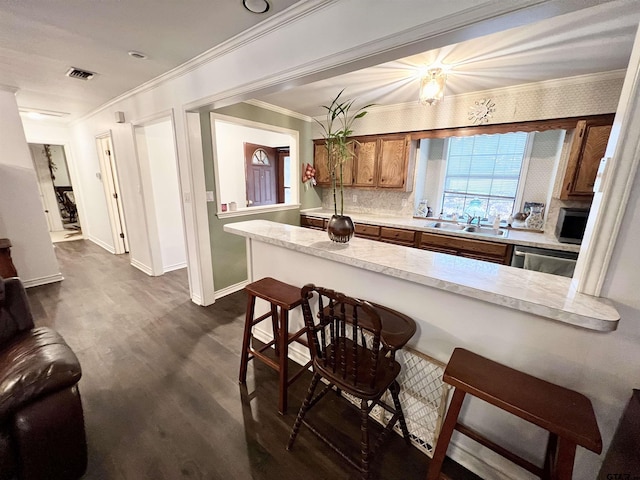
[200, 104, 320, 291]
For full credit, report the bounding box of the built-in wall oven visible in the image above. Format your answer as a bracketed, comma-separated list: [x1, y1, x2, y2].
[511, 245, 579, 278]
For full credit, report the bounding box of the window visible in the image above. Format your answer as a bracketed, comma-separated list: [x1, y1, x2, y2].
[441, 132, 529, 220]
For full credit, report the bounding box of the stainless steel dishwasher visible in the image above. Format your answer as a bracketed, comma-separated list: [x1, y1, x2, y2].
[511, 245, 579, 277]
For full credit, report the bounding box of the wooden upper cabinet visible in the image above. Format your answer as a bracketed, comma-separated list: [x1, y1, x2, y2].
[313, 142, 331, 186]
[353, 138, 378, 187]
[313, 140, 354, 187]
[561, 117, 613, 200]
[313, 134, 413, 191]
[378, 134, 409, 188]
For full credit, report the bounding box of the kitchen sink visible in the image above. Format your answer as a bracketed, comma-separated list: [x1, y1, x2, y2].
[463, 225, 506, 236]
[426, 221, 506, 237]
[428, 222, 465, 231]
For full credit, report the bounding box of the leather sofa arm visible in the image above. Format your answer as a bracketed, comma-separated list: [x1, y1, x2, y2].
[0, 277, 35, 345]
[0, 327, 81, 422]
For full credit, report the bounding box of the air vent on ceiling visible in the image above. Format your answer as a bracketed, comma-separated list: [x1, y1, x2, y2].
[65, 67, 96, 81]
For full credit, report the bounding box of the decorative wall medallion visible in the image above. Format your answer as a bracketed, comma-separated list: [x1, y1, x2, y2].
[468, 98, 496, 124]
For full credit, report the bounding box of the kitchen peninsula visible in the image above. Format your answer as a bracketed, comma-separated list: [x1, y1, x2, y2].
[225, 219, 620, 478]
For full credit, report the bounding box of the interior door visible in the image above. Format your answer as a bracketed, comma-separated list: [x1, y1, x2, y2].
[96, 135, 129, 254]
[244, 143, 277, 207]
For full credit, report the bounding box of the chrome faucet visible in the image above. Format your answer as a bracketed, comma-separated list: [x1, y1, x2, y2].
[464, 213, 482, 226]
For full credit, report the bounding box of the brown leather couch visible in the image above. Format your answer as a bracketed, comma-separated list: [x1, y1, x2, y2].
[0, 276, 87, 480]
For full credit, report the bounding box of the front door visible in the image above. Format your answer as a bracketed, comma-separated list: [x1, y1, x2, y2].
[244, 143, 277, 207]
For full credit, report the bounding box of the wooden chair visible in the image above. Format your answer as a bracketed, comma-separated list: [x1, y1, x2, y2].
[287, 284, 411, 480]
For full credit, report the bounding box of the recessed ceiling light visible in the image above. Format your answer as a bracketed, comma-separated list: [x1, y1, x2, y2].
[243, 0, 269, 14]
[128, 51, 148, 60]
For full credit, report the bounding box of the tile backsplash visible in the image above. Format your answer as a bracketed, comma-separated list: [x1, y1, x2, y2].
[321, 187, 415, 217]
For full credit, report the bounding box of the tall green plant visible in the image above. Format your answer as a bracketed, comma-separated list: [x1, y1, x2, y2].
[316, 90, 372, 216]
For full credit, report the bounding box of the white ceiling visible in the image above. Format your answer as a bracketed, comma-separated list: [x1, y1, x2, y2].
[255, 0, 640, 118]
[0, 0, 300, 120]
[1, 0, 638, 123]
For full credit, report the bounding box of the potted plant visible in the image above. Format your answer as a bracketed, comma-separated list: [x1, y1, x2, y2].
[317, 89, 372, 243]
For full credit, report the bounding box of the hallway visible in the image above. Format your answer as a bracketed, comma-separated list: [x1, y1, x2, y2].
[25, 241, 477, 480]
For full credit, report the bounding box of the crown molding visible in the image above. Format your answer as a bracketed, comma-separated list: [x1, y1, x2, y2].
[243, 99, 313, 122]
[72, 0, 337, 125]
[0, 84, 18, 94]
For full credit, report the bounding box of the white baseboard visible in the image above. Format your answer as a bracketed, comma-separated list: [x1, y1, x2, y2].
[164, 261, 187, 273]
[22, 272, 64, 288]
[130, 258, 153, 275]
[191, 293, 203, 306]
[87, 235, 115, 254]
[214, 280, 249, 300]
[447, 442, 523, 480]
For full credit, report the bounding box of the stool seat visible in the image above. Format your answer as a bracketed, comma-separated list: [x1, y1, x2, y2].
[427, 348, 602, 480]
[239, 277, 309, 414]
[246, 277, 304, 310]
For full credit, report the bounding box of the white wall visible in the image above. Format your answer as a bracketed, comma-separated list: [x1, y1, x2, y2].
[0, 89, 61, 286]
[138, 119, 186, 272]
[213, 119, 292, 208]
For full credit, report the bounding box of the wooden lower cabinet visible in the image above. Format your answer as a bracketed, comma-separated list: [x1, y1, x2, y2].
[379, 227, 416, 246]
[418, 232, 513, 265]
[354, 223, 380, 240]
[300, 215, 326, 230]
[300, 216, 513, 265]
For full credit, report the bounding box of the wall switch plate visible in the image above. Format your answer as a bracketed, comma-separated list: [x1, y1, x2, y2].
[206, 191, 214, 202]
[352, 194, 358, 203]
[401, 198, 408, 207]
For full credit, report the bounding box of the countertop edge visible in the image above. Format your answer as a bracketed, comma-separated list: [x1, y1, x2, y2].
[225, 220, 619, 332]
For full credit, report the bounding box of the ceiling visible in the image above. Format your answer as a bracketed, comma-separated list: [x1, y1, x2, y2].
[255, 0, 640, 118]
[1, 0, 638, 123]
[0, 0, 300, 120]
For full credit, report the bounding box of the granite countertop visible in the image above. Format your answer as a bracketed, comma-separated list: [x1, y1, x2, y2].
[225, 220, 618, 331]
[300, 208, 580, 253]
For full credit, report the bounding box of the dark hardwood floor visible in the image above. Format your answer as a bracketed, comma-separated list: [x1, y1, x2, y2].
[25, 240, 481, 480]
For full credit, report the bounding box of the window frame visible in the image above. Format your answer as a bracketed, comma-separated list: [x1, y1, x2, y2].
[436, 132, 533, 221]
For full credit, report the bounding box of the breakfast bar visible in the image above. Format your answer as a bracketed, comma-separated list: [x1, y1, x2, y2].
[225, 219, 620, 478]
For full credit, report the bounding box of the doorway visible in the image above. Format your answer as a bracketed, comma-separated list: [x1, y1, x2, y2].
[133, 115, 187, 274]
[29, 143, 82, 243]
[95, 133, 129, 254]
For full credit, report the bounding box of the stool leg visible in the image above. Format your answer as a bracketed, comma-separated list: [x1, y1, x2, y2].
[552, 437, 577, 480]
[271, 304, 280, 356]
[427, 388, 466, 480]
[239, 293, 256, 384]
[278, 307, 289, 414]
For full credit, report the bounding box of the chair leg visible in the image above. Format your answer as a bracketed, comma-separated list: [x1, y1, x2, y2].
[360, 398, 370, 480]
[239, 293, 256, 384]
[389, 380, 411, 445]
[287, 372, 321, 450]
[427, 388, 466, 480]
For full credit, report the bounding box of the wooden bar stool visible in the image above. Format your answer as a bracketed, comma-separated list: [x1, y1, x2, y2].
[238, 277, 310, 414]
[427, 348, 602, 480]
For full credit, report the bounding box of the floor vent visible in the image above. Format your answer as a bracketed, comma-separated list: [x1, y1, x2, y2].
[65, 67, 96, 81]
